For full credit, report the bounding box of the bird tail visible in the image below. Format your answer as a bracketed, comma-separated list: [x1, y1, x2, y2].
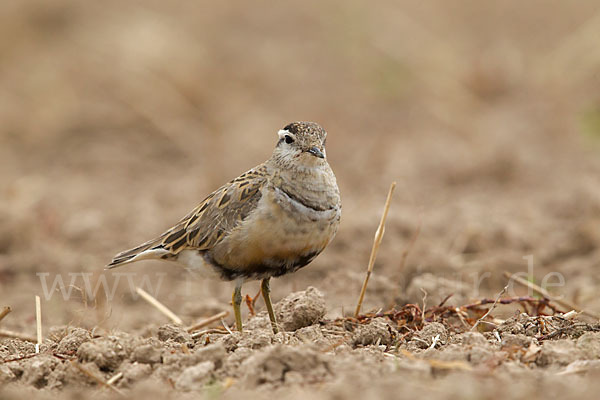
[106, 238, 170, 269]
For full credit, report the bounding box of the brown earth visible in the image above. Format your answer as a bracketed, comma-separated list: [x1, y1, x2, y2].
[2, 1, 600, 399]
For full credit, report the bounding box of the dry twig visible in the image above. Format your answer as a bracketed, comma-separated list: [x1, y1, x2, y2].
[0, 307, 11, 323]
[106, 372, 124, 386]
[70, 360, 125, 397]
[420, 288, 428, 323]
[186, 311, 229, 332]
[35, 296, 42, 353]
[135, 287, 183, 325]
[471, 284, 509, 331]
[504, 271, 600, 319]
[355, 182, 396, 317]
[221, 318, 234, 335]
[190, 328, 229, 339]
[537, 323, 594, 341]
[342, 294, 559, 334]
[562, 310, 579, 320]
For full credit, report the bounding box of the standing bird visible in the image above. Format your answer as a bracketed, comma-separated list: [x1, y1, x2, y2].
[107, 122, 341, 333]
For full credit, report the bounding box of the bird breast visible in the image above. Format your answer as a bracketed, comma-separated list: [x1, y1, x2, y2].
[209, 167, 341, 273]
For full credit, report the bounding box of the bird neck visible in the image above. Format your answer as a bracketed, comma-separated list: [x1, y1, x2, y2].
[269, 149, 327, 173]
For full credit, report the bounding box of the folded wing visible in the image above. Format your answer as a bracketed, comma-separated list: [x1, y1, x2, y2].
[106, 166, 267, 268]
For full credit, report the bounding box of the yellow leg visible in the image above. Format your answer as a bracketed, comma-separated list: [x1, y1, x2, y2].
[232, 281, 243, 332]
[261, 278, 279, 334]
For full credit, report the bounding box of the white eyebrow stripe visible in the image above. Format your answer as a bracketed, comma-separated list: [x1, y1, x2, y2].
[278, 129, 292, 139]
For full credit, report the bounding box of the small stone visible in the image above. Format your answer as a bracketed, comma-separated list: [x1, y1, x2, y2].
[412, 322, 448, 349]
[295, 325, 328, 346]
[536, 340, 583, 367]
[576, 332, 600, 359]
[501, 333, 535, 348]
[158, 324, 192, 344]
[192, 343, 227, 368]
[22, 355, 59, 389]
[352, 318, 394, 346]
[220, 329, 274, 351]
[56, 328, 92, 354]
[222, 331, 242, 352]
[0, 364, 17, 384]
[275, 287, 326, 331]
[242, 344, 330, 387]
[132, 344, 162, 364]
[450, 332, 488, 346]
[175, 361, 215, 391]
[77, 338, 128, 371]
[468, 346, 494, 364]
[122, 361, 153, 383]
[498, 313, 529, 335]
[5, 363, 24, 381]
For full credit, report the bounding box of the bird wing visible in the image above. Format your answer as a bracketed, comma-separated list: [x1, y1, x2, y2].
[107, 165, 268, 268]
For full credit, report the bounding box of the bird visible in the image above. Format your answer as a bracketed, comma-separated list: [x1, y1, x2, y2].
[107, 121, 341, 333]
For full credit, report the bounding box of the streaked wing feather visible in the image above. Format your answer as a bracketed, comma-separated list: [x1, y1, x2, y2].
[108, 165, 267, 268]
[159, 165, 267, 253]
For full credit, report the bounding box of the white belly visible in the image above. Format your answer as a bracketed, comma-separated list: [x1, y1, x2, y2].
[176, 249, 222, 280]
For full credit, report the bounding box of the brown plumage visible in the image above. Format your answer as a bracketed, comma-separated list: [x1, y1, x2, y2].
[107, 166, 267, 268]
[107, 121, 341, 333]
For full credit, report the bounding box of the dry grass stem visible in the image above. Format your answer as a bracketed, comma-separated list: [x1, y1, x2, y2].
[454, 307, 470, 328]
[190, 328, 229, 339]
[70, 360, 125, 397]
[221, 318, 234, 335]
[35, 295, 42, 353]
[186, 311, 229, 332]
[0, 306, 11, 323]
[354, 181, 396, 317]
[471, 284, 509, 331]
[428, 359, 473, 371]
[0, 329, 37, 342]
[135, 287, 183, 325]
[562, 310, 579, 320]
[106, 372, 124, 386]
[428, 334, 441, 349]
[504, 272, 600, 319]
[420, 288, 428, 322]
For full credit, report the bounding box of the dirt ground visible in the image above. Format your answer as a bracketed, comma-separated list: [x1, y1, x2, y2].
[2, 1, 600, 399]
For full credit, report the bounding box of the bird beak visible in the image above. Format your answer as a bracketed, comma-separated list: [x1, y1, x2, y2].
[306, 146, 325, 159]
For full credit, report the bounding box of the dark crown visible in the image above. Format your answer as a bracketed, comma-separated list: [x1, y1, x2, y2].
[282, 122, 326, 139]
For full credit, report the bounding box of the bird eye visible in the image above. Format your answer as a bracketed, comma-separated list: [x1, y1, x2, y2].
[284, 135, 294, 144]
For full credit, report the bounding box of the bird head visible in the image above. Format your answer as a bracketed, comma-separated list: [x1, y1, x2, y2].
[272, 121, 328, 169]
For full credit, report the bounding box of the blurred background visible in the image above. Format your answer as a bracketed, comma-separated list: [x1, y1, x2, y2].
[1, 0, 600, 331]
